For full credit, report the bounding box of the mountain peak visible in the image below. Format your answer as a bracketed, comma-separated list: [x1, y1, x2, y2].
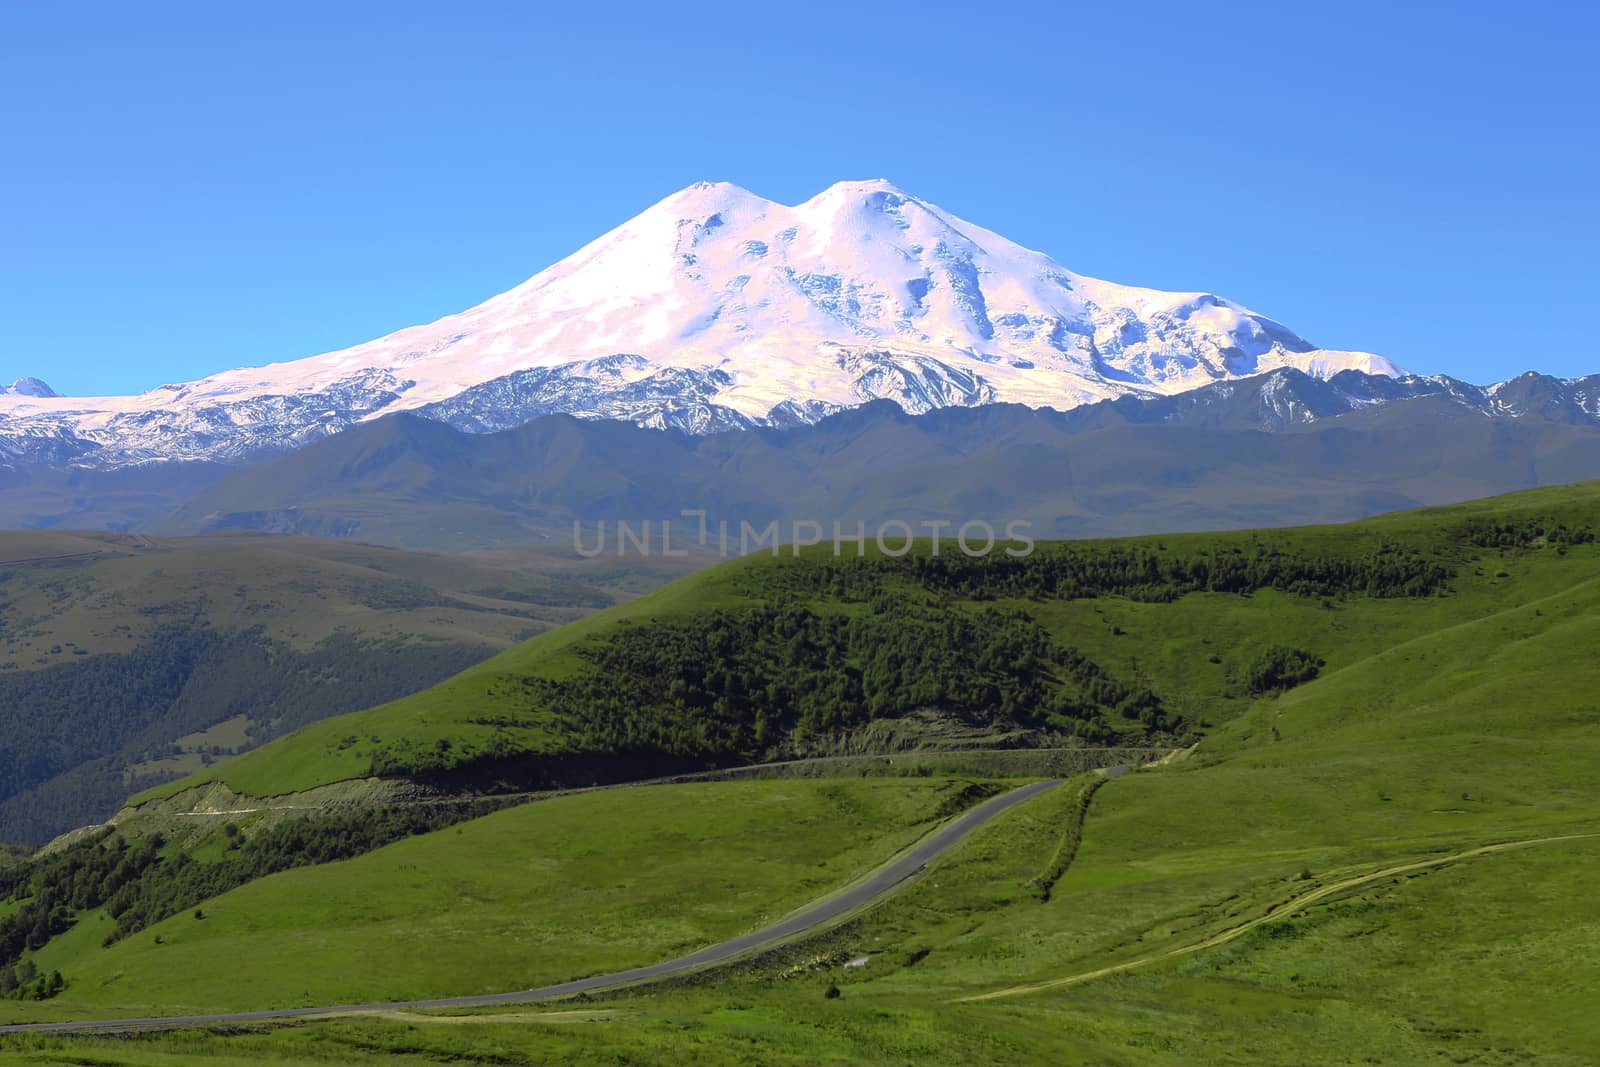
[3, 376, 57, 398]
[653, 180, 767, 214]
[798, 178, 929, 217]
[649, 179, 930, 226]
[813, 177, 910, 196]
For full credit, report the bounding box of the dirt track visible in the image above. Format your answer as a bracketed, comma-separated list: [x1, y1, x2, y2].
[958, 830, 1600, 1003]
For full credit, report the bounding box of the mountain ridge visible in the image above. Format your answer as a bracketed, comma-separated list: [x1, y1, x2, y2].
[155, 368, 1600, 549]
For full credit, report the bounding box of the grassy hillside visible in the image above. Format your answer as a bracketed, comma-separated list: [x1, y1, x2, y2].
[144, 480, 1600, 804]
[3, 482, 1599, 1063]
[736, 481, 1600, 1062]
[0, 777, 988, 1021]
[0, 532, 702, 842]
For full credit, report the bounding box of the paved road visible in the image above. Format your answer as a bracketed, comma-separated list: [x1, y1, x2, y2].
[0, 551, 103, 568]
[0, 779, 1062, 1036]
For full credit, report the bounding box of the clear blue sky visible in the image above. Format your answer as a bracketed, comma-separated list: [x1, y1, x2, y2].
[4, 0, 1595, 396]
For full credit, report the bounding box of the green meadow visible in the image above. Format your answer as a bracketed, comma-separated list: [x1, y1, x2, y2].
[0, 777, 975, 1021]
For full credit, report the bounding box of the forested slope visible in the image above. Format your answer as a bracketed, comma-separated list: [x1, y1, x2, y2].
[0, 532, 699, 842]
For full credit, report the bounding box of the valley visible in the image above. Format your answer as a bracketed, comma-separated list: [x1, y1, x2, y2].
[0, 531, 703, 843]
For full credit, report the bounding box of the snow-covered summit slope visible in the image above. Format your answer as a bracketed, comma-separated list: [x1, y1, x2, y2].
[2, 377, 57, 398]
[0, 179, 1405, 466]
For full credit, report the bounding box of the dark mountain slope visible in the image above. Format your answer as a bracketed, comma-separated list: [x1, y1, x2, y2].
[159, 372, 1600, 548]
[0, 532, 699, 843]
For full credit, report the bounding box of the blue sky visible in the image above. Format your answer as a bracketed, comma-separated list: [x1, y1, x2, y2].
[4, 0, 1595, 396]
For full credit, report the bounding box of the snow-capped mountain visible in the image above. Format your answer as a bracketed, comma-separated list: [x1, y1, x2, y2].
[1064, 367, 1600, 432]
[2, 377, 57, 398]
[0, 179, 1408, 468]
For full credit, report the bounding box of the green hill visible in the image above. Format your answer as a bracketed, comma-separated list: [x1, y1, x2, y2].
[3, 482, 1599, 1063]
[141, 480, 1600, 804]
[2, 777, 979, 1017]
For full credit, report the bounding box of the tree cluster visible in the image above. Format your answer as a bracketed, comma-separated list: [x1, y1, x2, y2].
[1243, 646, 1325, 694]
[516, 599, 1181, 765]
[751, 541, 1453, 605]
[1460, 518, 1596, 549]
[0, 958, 63, 1001]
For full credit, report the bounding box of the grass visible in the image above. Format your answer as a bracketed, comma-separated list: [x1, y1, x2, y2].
[8, 482, 1600, 1062]
[0, 776, 989, 1022]
[25, 804, 1595, 1064]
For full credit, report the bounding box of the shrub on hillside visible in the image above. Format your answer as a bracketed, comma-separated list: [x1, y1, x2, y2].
[1244, 646, 1325, 695]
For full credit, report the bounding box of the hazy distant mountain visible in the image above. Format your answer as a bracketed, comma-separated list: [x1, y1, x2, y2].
[0, 180, 1402, 468]
[156, 369, 1600, 550]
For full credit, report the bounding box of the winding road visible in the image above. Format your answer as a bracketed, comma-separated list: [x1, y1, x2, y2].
[0, 779, 1062, 1036]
